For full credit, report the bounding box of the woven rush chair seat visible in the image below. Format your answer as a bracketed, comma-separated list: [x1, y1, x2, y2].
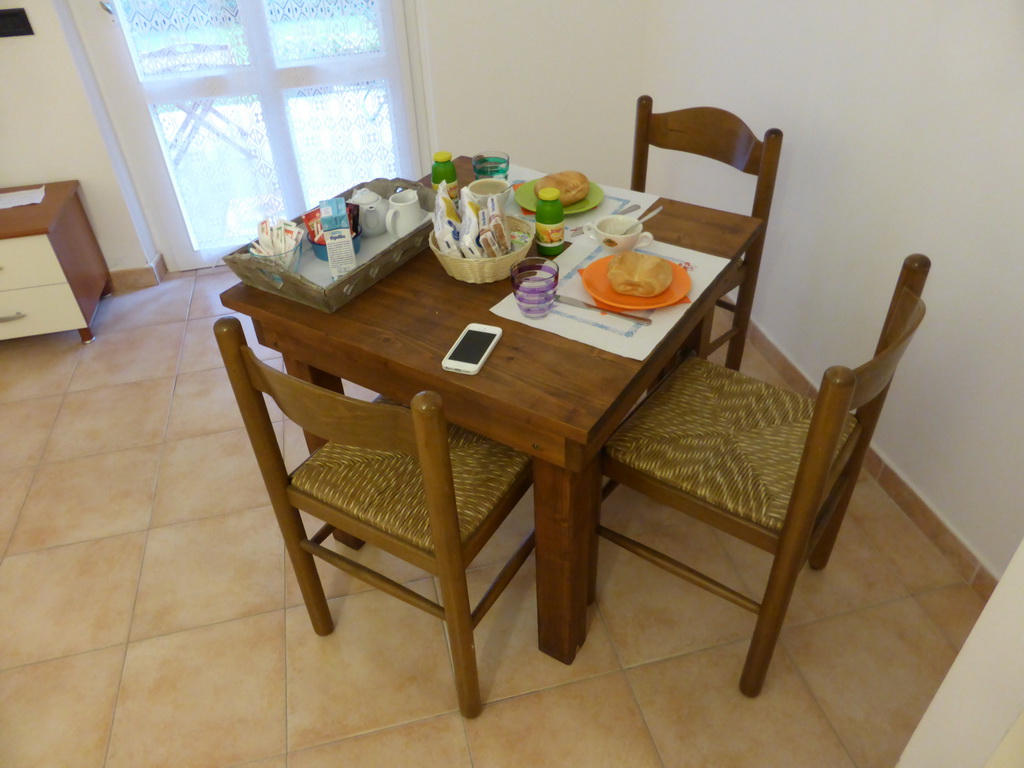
[291, 427, 530, 553]
[597, 255, 930, 698]
[605, 357, 856, 532]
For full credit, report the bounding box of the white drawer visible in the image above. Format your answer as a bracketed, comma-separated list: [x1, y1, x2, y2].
[0, 235, 65, 290]
[0, 283, 86, 340]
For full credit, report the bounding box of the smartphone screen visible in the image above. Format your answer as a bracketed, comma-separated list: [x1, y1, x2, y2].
[447, 329, 498, 364]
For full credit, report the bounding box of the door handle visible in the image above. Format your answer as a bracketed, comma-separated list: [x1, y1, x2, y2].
[0, 312, 26, 323]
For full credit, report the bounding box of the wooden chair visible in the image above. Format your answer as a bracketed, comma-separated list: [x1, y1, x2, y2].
[597, 255, 930, 696]
[632, 95, 783, 370]
[214, 316, 535, 718]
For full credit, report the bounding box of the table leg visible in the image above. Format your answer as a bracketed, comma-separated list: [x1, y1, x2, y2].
[533, 456, 600, 664]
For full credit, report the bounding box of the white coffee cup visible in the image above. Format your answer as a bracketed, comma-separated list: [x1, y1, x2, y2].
[463, 178, 513, 213]
[583, 215, 654, 253]
[350, 187, 389, 237]
[385, 188, 423, 237]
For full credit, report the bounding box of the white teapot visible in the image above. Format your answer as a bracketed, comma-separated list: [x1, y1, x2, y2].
[350, 187, 389, 237]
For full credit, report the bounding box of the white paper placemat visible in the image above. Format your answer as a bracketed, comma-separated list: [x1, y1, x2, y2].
[489, 239, 730, 361]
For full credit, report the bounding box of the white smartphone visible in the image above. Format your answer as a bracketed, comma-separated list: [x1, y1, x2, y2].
[442, 323, 503, 375]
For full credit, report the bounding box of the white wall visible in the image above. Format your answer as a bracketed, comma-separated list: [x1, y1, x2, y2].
[899, 535, 1024, 767]
[415, 0, 1024, 577]
[0, 0, 152, 272]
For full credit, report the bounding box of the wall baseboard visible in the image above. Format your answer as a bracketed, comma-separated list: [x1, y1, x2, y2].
[109, 253, 167, 293]
[746, 322, 996, 601]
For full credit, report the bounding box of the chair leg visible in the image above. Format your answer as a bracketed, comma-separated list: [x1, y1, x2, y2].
[274, 506, 334, 635]
[739, 551, 804, 696]
[808, 480, 858, 571]
[695, 310, 716, 360]
[724, 299, 751, 371]
[437, 567, 482, 718]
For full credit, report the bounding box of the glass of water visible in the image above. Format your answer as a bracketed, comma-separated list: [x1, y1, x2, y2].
[472, 151, 510, 180]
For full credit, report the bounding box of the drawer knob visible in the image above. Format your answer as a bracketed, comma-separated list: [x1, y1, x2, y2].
[0, 312, 26, 323]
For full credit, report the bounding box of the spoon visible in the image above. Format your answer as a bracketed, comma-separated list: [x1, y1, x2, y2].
[621, 205, 665, 235]
[638, 205, 663, 224]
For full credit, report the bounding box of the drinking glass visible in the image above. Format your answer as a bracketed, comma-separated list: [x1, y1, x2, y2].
[510, 256, 558, 318]
[473, 151, 510, 180]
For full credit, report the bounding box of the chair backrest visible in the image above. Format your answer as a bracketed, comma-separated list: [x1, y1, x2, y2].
[213, 316, 459, 539]
[631, 96, 783, 231]
[785, 255, 930, 544]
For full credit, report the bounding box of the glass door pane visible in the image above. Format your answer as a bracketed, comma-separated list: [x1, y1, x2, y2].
[152, 96, 285, 250]
[285, 82, 398, 210]
[265, 0, 382, 62]
[97, 0, 418, 268]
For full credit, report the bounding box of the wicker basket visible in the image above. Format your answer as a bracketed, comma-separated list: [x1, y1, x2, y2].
[430, 216, 534, 283]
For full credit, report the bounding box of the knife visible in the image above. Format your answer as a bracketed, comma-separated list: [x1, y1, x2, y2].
[554, 295, 653, 325]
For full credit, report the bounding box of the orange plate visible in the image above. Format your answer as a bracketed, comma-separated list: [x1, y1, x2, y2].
[579, 255, 692, 310]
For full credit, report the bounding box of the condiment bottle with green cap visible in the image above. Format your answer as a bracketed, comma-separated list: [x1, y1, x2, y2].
[431, 151, 458, 200]
[534, 187, 564, 257]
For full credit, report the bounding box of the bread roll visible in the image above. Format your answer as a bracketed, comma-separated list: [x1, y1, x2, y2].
[534, 171, 590, 206]
[606, 251, 673, 297]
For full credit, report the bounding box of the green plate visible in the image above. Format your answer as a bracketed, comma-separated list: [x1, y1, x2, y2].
[515, 179, 605, 215]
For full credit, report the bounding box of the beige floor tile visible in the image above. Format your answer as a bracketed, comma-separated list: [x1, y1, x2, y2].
[106, 612, 286, 768]
[0, 395, 62, 471]
[595, 488, 757, 666]
[0, 331, 82, 403]
[628, 642, 855, 768]
[848, 477, 962, 592]
[43, 378, 174, 462]
[914, 583, 986, 651]
[179, 312, 280, 374]
[152, 427, 276, 526]
[9, 445, 161, 553]
[721, 515, 910, 625]
[283, 419, 311, 472]
[92, 274, 195, 333]
[467, 494, 534, 571]
[237, 758, 287, 768]
[166, 364, 282, 441]
[0, 645, 124, 768]
[0, 468, 33, 555]
[463, 673, 662, 768]
[289, 715, 472, 768]
[466, 561, 621, 703]
[68, 321, 185, 392]
[284, 512, 429, 605]
[190, 268, 242, 319]
[132, 507, 284, 640]
[285, 581, 457, 750]
[782, 598, 957, 768]
[0, 532, 145, 668]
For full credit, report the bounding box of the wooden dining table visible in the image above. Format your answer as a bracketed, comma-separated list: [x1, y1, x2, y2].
[220, 156, 762, 664]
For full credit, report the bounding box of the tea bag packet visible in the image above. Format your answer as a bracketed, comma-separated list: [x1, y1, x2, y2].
[318, 198, 357, 278]
[458, 198, 485, 258]
[433, 181, 462, 257]
[302, 209, 324, 244]
[485, 196, 510, 254]
[252, 217, 302, 268]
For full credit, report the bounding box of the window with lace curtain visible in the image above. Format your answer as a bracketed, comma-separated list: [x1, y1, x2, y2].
[111, 0, 418, 266]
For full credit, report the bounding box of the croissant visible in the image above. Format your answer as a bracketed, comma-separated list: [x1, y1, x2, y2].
[607, 251, 673, 297]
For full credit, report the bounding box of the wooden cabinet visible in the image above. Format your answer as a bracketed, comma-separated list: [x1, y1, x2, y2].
[0, 181, 112, 343]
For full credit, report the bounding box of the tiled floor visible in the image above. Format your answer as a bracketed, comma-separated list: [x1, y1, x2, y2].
[0, 268, 986, 767]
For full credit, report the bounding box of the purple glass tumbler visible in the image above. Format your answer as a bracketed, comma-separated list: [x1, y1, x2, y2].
[510, 257, 559, 318]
